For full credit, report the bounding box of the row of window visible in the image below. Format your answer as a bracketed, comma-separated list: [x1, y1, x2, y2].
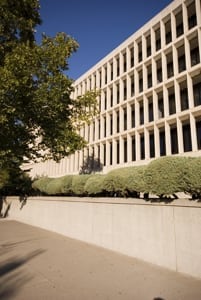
[87, 118, 201, 167]
[74, 0, 200, 93]
[99, 36, 200, 111]
[82, 75, 201, 143]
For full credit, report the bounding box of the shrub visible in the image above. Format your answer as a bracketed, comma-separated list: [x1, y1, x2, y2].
[183, 157, 201, 198]
[144, 156, 189, 197]
[45, 177, 64, 195]
[61, 175, 73, 195]
[84, 174, 106, 196]
[101, 170, 127, 196]
[71, 174, 91, 196]
[32, 176, 54, 194]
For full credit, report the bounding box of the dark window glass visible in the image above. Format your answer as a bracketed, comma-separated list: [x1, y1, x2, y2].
[191, 48, 200, 66]
[140, 105, 144, 125]
[193, 82, 201, 106]
[103, 144, 106, 166]
[160, 130, 166, 156]
[117, 141, 120, 164]
[158, 98, 164, 118]
[131, 106, 135, 128]
[110, 143, 112, 165]
[196, 120, 201, 149]
[149, 102, 154, 122]
[140, 135, 145, 160]
[180, 88, 189, 111]
[149, 133, 155, 158]
[176, 23, 183, 37]
[169, 94, 176, 115]
[124, 138, 127, 162]
[132, 136, 136, 161]
[178, 55, 186, 72]
[170, 127, 178, 154]
[183, 123, 192, 152]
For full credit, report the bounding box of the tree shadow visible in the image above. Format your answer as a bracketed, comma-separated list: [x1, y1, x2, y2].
[79, 155, 103, 174]
[0, 249, 45, 298]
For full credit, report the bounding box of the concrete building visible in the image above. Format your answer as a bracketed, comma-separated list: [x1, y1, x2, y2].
[29, 0, 201, 178]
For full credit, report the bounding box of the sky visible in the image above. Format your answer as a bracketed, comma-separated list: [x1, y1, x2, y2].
[36, 0, 173, 80]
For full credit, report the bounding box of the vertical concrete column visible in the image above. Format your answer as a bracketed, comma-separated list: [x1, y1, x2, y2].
[127, 103, 131, 130]
[142, 34, 146, 62]
[152, 58, 157, 87]
[190, 113, 198, 151]
[184, 37, 191, 70]
[113, 56, 117, 80]
[175, 79, 181, 113]
[153, 90, 158, 121]
[127, 45, 131, 70]
[150, 27, 155, 55]
[119, 106, 124, 133]
[135, 100, 140, 127]
[165, 122, 171, 155]
[119, 136, 124, 164]
[171, 11, 176, 42]
[112, 139, 117, 165]
[182, 2, 188, 33]
[106, 113, 110, 137]
[163, 85, 169, 118]
[161, 51, 167, 81]
[177, 118, 184, 154]
[106, 87, 110, 109]
[143, 64, 147, 91]
[196, 0, 201, 25]
[172, 44, 179, 75]
[154, 125, 160, 158]
[119, 51, 123, 76]
[160, 20, 165, 49]
[134, 40, 138, 68]
[143, 95, 148, 124]
[144, 128, 150, 159]
[187, 74, 194, 109]
[113, 110, 117, 134]
[135, 131, 140, 161]
[127, 134, 132, 162]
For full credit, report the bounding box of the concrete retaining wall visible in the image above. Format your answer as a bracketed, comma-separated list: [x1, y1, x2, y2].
[5, 196, 201, 279]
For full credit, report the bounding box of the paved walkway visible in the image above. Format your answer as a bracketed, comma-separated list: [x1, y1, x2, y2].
[0, 220, 201, 300]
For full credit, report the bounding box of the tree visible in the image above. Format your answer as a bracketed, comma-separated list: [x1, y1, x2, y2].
[0, 0, 99, 174]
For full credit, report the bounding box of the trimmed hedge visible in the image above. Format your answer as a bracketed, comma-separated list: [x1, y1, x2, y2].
[71, 174, 91, 196]
[144, 156, 190, 197]
[32, 156, 201, 199]
[84, 174, 106, 196]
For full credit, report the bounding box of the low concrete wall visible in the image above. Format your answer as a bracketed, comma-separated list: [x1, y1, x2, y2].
[5, 196, 201, 279]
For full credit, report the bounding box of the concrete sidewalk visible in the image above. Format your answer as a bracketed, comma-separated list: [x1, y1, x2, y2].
[0, 221, 201, 300]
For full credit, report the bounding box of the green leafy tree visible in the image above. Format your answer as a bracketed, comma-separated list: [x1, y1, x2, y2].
[0, 0, 99, 190]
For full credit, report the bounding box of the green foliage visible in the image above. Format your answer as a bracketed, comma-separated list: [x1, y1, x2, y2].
[84, 174, 106, 196]
[183, 157, 201, 198]
[0, 0, 99, 170]
[101, 171, 127, 196]
[109, 166, 146, 195]
[0, 169, 10, 190]
[71, 175, 91, 196]
[144, 156, 189, 197]
[60, 175, 73, 195]
[32, 176, 53, 194]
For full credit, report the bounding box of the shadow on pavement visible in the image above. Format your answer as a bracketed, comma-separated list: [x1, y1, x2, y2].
[0, 249, 45, 298]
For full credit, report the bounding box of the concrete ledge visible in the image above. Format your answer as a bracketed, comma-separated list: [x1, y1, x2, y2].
[5, 196, 201, 279]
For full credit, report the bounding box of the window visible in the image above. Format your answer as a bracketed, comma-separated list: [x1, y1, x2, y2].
[191, 47, 200, 66]
[160, 129, 166, 156]
[117, 140, 120, 164]
[140, 103, 144, 125]
[175, 9, 183, 37]
[116, 83, 120, 104]
[130, 47, 134, 67]
[193, 82, 201, 106]
[178, 54, 186, 72]
[180, 87, 189, 111]
[116, 58, 120, 77]
[196, 120, 201, 149]
[165, 20, 172, 44]
[131, 75, 135, 96]
[149, 100, 154, 122]
[103, 144, 106, 166]
[140, 134, 145, 160]
[169, 93, 176, 115]
[183, 123, 192, 152]
[104, 117, 106, 137]
[124, 108, 127, 131]
[116, 111, 120, 133]
[187, 2, 197, 29]
[110, 115, 113, 135]
[149, 132, 155, 158]
[124, 138, 127, 162]
[155, 27, 161, 51]
[170, 127, 178, 154]
[167, 61, 174, 78]
[131, 104, 135, 128]
[132, 136, 136, 161]
[158, 96, 164, 118]
[110, 142, 113, 165]
[123, 79, 127, 100]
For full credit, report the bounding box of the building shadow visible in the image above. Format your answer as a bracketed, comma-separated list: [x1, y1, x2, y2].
[0, 249, 45, 298]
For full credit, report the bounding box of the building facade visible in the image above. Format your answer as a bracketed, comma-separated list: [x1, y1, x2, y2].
[29, 0, 201, 178]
